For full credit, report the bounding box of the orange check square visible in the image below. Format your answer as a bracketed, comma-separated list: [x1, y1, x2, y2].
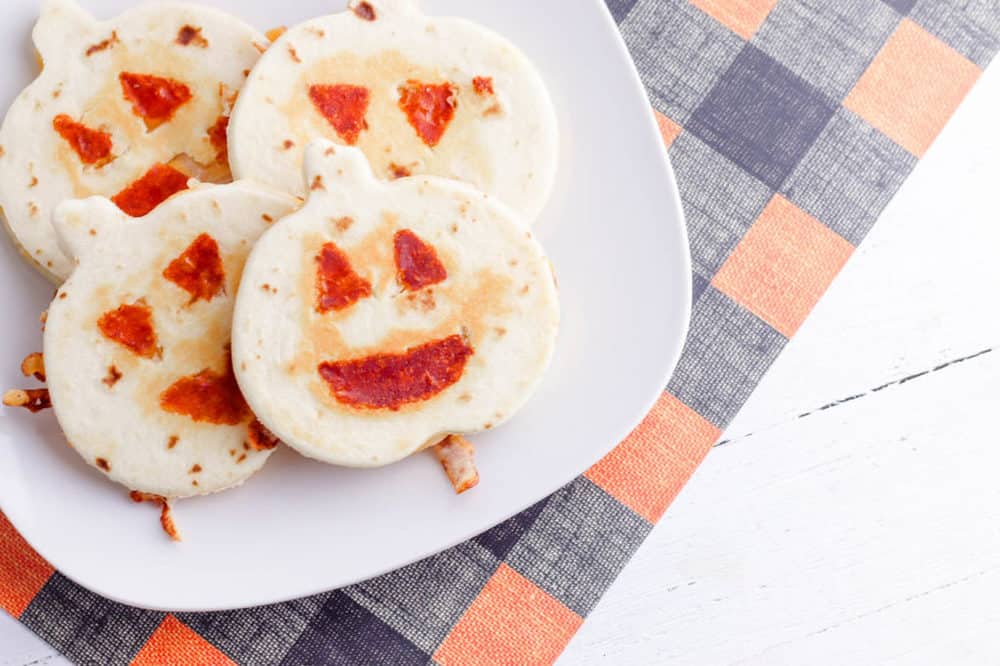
[845, 18, 980, 157]
[654, 109, 682, 149]
[0, 511, 53, 618]
[586, 392, 721, 522]
[712, 195, 853, 338]
[688, 0, 777, 40]
[132, 615, 236, 666]
[434, 564, 582, 666]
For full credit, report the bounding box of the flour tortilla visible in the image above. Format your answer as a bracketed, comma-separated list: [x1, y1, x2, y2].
[0, 0, 265, 282]
[232, 141, 559, 467]
[228, 0, 558, 223]
[44, 182, 297, 498]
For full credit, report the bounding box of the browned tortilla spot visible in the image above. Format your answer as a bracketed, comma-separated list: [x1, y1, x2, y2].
[176, 25, 208, 47]
[352, 1, 376, 20]
[85, 31, 118, 56]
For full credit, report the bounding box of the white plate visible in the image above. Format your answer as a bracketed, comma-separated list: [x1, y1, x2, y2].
[0, 0, 690, 611]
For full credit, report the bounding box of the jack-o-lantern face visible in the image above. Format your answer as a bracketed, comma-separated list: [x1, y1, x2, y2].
[228, 0, 558, 223]
[310, 229, 474, 411]
[0, 0, 266, 282]
[232, 141, 560, 468]
[43, 182, 297, 499]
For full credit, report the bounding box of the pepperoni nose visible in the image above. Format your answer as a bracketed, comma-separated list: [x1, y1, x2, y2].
[159, 354, 250, 425]
[111, 163, 189, 217]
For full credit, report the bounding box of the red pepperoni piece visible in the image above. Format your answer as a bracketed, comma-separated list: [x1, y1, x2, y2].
[315, 242, 372, 313]
[246, 418, 280, 450]
[111, 163, 189, 217]
[308, 84, 371, 145]
[163, 233, 226, 303]
[318, 334, 473, 410]
[98, 302, 158, 358]
[394, 229, 447, 290]
[472, 76, 494, 96]
[159, 360, 250, 425]
[119, 72, 192, 128]
[207, 114, 229, 162]
[398, 80, 457, 147]
[52, 114, 113, 165]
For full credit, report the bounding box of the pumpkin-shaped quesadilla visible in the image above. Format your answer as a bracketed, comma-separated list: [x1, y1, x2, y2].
[0, 0, 266, 282]
[231, 141, 559, 467]
[44, 182, 297, 498]
[228, 0, 558, 222]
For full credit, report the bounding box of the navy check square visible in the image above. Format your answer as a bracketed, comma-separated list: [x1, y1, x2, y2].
[279, 592, 428, 666]
[687, 44, 837, 189]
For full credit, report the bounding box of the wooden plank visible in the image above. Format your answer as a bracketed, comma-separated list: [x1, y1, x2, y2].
[565, 350, 1000, 665]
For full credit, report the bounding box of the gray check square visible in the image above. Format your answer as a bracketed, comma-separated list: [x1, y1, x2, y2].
[753, 0, 901, 100]
[506, 477, 651, 616]
[668, 132, 774, 285]
[178, 593, 331, 665]
[345, 541, 498, 654]
[691, 272, 709, 305]
[20, 574, 163, 666]
[782, 107, 917, 244]
[911, 0, 1000, 68]
[667, 287, 787, 428]
[620, 0, 745, 124]
[687, 44, 837, 189]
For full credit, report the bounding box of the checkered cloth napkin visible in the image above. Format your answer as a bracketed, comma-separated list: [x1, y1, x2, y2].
[3, 1, 999, 663]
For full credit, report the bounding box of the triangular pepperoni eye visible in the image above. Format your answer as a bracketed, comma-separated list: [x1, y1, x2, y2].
[397, 80, 457, 147]
[119, 72, 193, 130]
[309, 84, 371, 145]
[97, 301, 159, 358]
[163, 233, 226, 304]
[394, 229, 447, 291]
[315, 242, 372, 312]
[52, 114, 113, 166]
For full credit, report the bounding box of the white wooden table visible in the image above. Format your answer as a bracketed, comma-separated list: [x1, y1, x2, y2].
[3, 60, 997, 666]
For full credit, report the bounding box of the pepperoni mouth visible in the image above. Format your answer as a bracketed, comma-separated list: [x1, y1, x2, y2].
[318, 334, 473, 411]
